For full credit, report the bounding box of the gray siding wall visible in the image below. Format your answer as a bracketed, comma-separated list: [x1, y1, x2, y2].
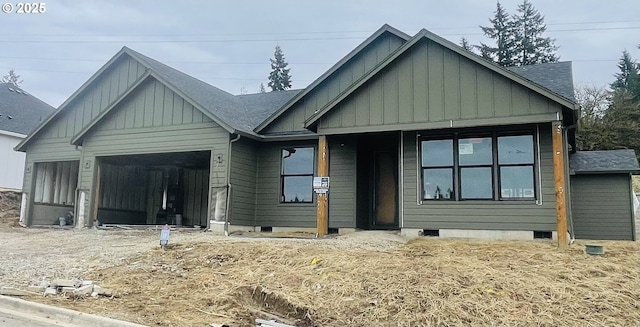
[78, 78, 229, 226]
[570, 174, 634, 240]
[264, 32, 406, 133]
[317, 39, 562, 134]
[402, 124, 557, 231]
[255, 141, 317, 227]
[328, 137, 357, 228]
[229, 138, 257, 226]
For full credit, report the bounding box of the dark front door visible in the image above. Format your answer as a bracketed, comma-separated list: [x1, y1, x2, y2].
[373, 151, 398, 227]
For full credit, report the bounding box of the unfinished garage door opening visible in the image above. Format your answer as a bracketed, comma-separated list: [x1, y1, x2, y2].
[95, 151, 211, 227]
[31, 161, 80, 226]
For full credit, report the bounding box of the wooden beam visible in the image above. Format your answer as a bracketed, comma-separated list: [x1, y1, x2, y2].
[317, 135, 329, 237]
[552, 121, 568, 249]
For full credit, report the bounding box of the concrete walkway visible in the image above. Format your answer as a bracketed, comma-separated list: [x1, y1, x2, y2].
[0, 295, 148, 327]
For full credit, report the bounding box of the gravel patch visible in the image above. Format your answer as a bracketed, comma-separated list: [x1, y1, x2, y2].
[0, 228, 406, 290]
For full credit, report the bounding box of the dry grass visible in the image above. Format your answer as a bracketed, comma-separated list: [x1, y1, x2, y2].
[26, 236, 640, 327]
[633, 175, 640, 193]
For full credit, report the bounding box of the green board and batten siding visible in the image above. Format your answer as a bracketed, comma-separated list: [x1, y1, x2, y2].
[255, 141, 317, 227]
[22, 55, 147, 193]
[328, 138, 357, 228]
[78, 77, 229, 226]
[402, 125, 558, 231]
[264, 32, 406, 133]
[228, 138, 258, 226]
[570, 174, 634, 240]
[317, 39, 562, 134]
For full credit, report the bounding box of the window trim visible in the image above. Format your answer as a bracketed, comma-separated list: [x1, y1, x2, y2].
[419, 128, 537, 203]
[496, 132, 537, 201]
[457, 134, 494, 200]
[279, 146, 315, 204]
[420, 137, 455, 201]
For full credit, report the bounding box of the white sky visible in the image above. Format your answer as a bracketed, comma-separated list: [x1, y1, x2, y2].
[0, 0, 638, 107]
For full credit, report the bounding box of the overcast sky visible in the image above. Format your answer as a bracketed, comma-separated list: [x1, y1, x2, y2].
[1, 0, 639, 107]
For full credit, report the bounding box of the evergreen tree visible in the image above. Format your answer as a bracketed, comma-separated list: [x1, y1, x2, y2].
[610, 50, 640, 101]
[259, 82, 266, 93]
[459, 37, 473, 51]
[1, 69, 23, 87]
[511, 0, 558, 66]
[268, 45, 292, 91]
[477, 2, 516, 66]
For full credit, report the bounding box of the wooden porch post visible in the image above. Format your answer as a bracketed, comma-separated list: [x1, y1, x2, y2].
[552, 121, 568, 249]
[317, 135, 328, 237]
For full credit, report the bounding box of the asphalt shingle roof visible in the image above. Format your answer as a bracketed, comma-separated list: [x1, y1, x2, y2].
[128, 48, 300, 135]
[0, 83, 54, 135]
[570, 150, 640, 173]
[126, 45, 577, 137]
[507, 61, 575, 101]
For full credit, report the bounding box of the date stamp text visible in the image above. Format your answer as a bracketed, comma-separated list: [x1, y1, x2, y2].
[2, 3, 46, 14]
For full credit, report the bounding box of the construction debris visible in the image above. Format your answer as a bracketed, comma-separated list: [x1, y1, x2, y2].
[255, 318, 297, 327]
[16, 279, 115, 298]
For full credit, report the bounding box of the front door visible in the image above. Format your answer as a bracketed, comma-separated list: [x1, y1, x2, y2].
[372, 151, 398, 227]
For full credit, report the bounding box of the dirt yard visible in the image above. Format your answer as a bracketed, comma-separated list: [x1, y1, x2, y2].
[0, 225, 638, 327]
[0, 191, 21, 228]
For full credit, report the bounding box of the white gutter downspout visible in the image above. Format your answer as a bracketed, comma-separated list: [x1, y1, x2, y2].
[224, 134, 241, 236]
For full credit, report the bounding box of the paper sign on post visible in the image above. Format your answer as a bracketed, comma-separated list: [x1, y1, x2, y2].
[313, 177, 330, 194]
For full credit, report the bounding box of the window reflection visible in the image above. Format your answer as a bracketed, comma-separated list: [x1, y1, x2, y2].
[281, 147, 314, 203]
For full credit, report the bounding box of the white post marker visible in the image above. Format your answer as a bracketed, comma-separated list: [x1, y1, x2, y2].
[160, 224, 170, 250]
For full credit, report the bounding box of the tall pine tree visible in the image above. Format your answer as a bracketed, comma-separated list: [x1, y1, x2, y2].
[268, 45, 292, 91]
[476, 0, 558, 67]
[460, 37, 473, 51]
[477, 2, 516, 66]
[610, 50, 640, 100]
[511, 0, 558, 66]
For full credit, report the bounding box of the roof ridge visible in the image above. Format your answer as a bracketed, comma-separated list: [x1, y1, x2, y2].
[123, 47, 239, 102]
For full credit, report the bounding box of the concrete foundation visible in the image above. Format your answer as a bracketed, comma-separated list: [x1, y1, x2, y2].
[400, 228, 542, 240]
[208, 221, 257, 235]
[338, 228, 357, 235]
[271, 227, 317, 234]
[439, 229, 533, 240]
[400, 228, 423, 238]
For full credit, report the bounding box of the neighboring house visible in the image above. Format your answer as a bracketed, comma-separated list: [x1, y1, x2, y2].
[0, 83, 54, 191]
[14, 25, 639, 240]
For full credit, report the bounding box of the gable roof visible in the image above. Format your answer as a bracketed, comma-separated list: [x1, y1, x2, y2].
[0, 83, 54, 136]
[237, 90, 302, 130]
[303, 28, 579, 129]
[18, 47, 304, 149]
[570, 150, 640, 174]
[506, 61, 575, 101]
[254, 24, 411, 133]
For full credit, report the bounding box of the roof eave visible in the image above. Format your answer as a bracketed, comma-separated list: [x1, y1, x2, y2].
[304, 30, 428, 128]
[143, 71, 237, 135]
[254, 24, 410, 133]
[15, 47, 132, 152]
[304, 28, 579, 128]
[70, 70, 152, 146]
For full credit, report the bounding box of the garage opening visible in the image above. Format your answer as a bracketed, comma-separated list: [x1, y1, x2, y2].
[31, 161, 79, 225]
[96, 151, 210, 227]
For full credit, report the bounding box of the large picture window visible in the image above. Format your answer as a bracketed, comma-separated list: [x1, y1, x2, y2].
[281, 147, 314, 203]
[420, 130, 536, 201]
